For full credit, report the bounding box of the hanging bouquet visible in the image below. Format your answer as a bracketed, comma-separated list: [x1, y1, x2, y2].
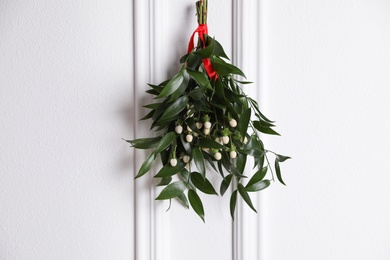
[126, 0, 290, 222]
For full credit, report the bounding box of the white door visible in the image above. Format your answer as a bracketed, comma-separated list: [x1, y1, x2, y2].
[2, 0, 390, 260]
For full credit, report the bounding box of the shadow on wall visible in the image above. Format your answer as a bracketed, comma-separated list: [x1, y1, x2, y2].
[118, 87, 155, 176]
[121, 2, 193, 177]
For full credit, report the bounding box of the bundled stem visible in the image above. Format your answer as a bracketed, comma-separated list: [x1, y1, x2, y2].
[196, 0, 208, 24]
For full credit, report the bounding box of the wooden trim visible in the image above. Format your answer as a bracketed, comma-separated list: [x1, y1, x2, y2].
[233, 0, 263, 259]
[133, 0, 153, 258]
[133, 0, 170, 259]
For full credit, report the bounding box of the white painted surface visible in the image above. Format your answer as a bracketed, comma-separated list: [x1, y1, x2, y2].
[2, 0, 390, 259]
[0, 0, 134, 259]
[262, 1, 390, 259]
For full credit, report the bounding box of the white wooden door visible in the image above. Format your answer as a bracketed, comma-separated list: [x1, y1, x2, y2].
[2, 0, 390, 259]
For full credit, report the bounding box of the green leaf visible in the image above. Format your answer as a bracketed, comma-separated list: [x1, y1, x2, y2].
[188, 88, 204, 101]
[193, 147, 206, 179]
[187, 69, 212, 91]
[231, 165, 247, 178]
[193, 37, 215, 58]
[213, 58, 246, 78]
[156, 177, 172, 186]
[197, 138, 225, 150]
[154, 132, 176, 156]
[238, 183, 257, 213]
[143, 103, 161, 109]
[135, 152, 155, 179]
[230, 190, 238, 219]
[187, 53, 202, 70]
[258, 119, 275, 128]
[158, 96, 189, 122]
[146, 89, 160, 96]
[202, 151, 218, 173]
[179, 167, 189, 181]
[249, 98, 274, 123]
[170, 71, 190, 101]
[240, 97, 250, 110]
[275, 160, 286, 185]
[125, 136, 161, 149]
[160, 149, 170, 165]
[213, 39, 230, 60]
[221, 150, 231, 172]
[217, 160, 225, 178]
[188, 189, 205, 222]
[155, 181, 186, 200]
[193, 99, 213, 113]
[179, 134, 192, 155]
[154, 161, 186, 178]
[248, 136, 265, 151]
[185, 117, 203, 135]
[147, 83, 164, 94]
[224, 87, 244, 104]
[236, 153, 247, 175]
[254, 154, 264, 170]
[157, 69, 185, 98]
[238, 108, 251, 138]
[276, 154, 291, 162]
[233, 79, 253, 84]
[179, 53, 189, 63]
[220, 174, 233, 196]
[151, 101, 170, 122]
[191, 172, 218, 195]
[214, 78, 226, 101]
[140, 110, 154, 121]
[226, 100, 239, 119]
[245, 179, 271, 192]
[246, 167, 267, 188]
[176, 192, 189, 208]
[253, 121, 280, 136]
[238, 148, 264, 158]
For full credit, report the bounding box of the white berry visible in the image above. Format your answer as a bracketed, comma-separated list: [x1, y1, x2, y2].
[170, 158, 177, 167]
[186, 134, 193, 142]
[204, 121, 212, 129]
[243, 136, 248, 144]
[175, 125, 183, 134]
[202, 147, 209, 151]
[203, 128, 210, 135]
[183, 155, 190, 163]
[187, 125, 192, 132]
[214, 152, 222, 160]
[230, 151, 237, 159]
[196, 122, 203, 129]
[222, 136, 230, 144]
[229, 119, 237, 128]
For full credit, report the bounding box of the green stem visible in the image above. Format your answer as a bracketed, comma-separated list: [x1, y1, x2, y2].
[196, 0, 208, 25]
[264, 151, 275, 182]
[247, 120, 275, 181]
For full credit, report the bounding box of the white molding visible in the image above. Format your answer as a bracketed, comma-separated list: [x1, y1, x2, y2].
[233, 0, 263, 260]
[133, 0, 170, 259]
[133, 0, 153, 259]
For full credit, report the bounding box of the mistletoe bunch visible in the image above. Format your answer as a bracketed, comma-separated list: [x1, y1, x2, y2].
[126, 0, 289, 222]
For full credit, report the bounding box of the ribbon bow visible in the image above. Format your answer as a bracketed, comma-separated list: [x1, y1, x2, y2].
[187, 24, 218, 80]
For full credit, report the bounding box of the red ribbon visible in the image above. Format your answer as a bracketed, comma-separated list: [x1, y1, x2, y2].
[187, 24, 218, 80]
